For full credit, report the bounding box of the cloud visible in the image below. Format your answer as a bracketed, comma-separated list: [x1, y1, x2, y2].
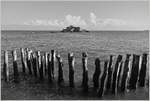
[64, 14, 87, 26]
[48, 20, 64, 26]
[24, 14, 87, 28]
[24, 19, 64, 27]
[90, 12, 97, 25]
[102, 18, 127, 26]
[24, 13, 128, 30]
[90, 12, 127, 26]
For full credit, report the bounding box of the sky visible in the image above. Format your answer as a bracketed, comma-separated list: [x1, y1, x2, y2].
[1, 0, 149, 30]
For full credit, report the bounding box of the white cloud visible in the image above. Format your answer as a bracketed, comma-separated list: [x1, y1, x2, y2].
[90, 12, 97, 25]
[89, 12, 127, 26]
[48, 20, 64, 26]
[102, 18, 127, 26]
[24, 14, 87, 27]
[33, 19, 48, 25]
[64, 14, 87, 26]
[24, 13, 128, 30]
[24, 19, 64, 26]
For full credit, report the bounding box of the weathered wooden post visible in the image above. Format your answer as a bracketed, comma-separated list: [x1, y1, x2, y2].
[93, 58, 101, 88]
[42, 54, 46, 78]
[81, 52, 89, 92]
[39, 55, 44, 80]
[22, 48, 28, 75]
[37, 51, 42, 79]
[48, 53, 52, 82]
[25, 48, 29, 65]
[146, 55, 149, 87]
[146, 77, 149, 87]
[51, 50, 55, 79]
[138, 53, 148, 87]
[26, 50, 32, 75]
[30, 51, 34, 74]
[120, 54, 131, 92]
[3, 50, 9, 82]
[68, 53, 75, 87]
[56, 54, 64, 84]
[117, 61, 123, 90]
[129, 54, 140, 90]
[98, 61, 108, 97]
[111, 55, 122, 94]
[32, 52, 38, 77]
[105, 55, 113, 91]
[12, 50, 19, 82]
[44, 52, 48, 76]
[20, 48, 26, 73]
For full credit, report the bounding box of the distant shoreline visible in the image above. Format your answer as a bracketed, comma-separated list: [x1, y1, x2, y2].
[1, 30, 149, 32]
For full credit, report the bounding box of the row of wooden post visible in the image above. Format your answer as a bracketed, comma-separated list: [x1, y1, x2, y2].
[3, 48, 148, 97]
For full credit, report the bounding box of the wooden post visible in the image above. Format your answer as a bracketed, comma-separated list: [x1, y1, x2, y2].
[20, 48, 26, 73]
[23, 48, 28, 74]
[44, 52, 48, 76]
[30, 51, 34, 75]
[68, 53, 75, 87]
[138, 53, 148, 87]
[93, 58, 101, 88]
[105, 55, 113, 91]
[56, 54, 64, 84]
[51, 50, 55, 79]
[117, 61, 123, 90]
[146, 55, 149, 87]
[48, 53, 52, 82]
[25, 48, 29, 70]
[32, 52, 37, 77]
[129, 54, 140, 90]
[98, 61, 108, 97]
[37, 51, 42, 79]
[111, 55, 122, 94]
[3, 50, 9, 82]
[39, 55, 44, 80]
[146, 77, 149, 87]
[26, 50, 32, 75]
[82, 52, 89, 92]
[120, 54, 131, 92]
[42, 54, 46, 78]
[12, 50, 19, 83]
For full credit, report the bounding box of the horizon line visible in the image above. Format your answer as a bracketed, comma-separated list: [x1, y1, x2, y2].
[1, 29, 149, 31]
[2, 0, 148, 2]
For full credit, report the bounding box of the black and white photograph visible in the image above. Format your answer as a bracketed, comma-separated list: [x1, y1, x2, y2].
[1, 0, 149, 100]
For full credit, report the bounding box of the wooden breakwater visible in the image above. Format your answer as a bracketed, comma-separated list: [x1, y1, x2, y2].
[2, 48, 149, 97]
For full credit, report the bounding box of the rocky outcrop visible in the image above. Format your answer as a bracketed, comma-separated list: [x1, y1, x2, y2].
[61, 25, 89, 32]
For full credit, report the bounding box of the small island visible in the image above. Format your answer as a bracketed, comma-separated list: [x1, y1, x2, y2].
[61, 25, 89, 32]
